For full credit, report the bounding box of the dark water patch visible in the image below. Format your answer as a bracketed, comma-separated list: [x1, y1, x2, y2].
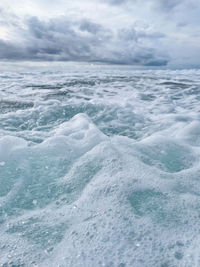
[159, 81, 191, 89]
[25, 84, 63, 90]
[140, 93, 156, 101]
[174, 251, 184, 260]
[184, 86, 200, 96]
[170, 94, 184, 100]
[128, 190, 182, 226]
[0, 100, 34, 114]
[44, 90, 74, 101]
[1, 261, 26, 267]
[62, 79, 97, 87]
[0, 75, 12, 79]
[136, 141, 194, 173]
[129, 190, 167, 218]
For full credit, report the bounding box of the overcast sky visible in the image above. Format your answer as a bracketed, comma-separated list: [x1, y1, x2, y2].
[0, 0, 199, 67]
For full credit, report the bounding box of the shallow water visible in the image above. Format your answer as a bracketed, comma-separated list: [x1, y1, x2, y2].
[0, 64, 200, 266]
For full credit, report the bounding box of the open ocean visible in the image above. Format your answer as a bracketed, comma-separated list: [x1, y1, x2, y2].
[0, 63, 200, 266]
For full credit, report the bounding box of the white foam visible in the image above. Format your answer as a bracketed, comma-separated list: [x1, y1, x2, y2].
[0, 67, 200, 266]
[0, 136, 27, 161]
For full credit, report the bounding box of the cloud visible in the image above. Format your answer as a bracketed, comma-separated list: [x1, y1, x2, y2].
[103, 0, 127, 4]
[155, 0, 182, 11]
[103, 0, 198, 13]
[0, 0, 198, 67]
[0, 15, 169, 66]
[0, 40, 25, 59]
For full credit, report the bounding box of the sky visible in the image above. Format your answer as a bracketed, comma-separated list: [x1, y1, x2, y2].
[0, 0, 200, 67]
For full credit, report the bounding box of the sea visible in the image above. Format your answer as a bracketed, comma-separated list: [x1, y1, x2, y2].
[0, 62, 200, 267]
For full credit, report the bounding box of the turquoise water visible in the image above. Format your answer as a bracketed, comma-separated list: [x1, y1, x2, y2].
[0, 64, 200, 266]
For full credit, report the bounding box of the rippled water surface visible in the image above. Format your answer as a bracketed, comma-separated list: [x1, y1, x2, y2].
[1, 64, 200, 266]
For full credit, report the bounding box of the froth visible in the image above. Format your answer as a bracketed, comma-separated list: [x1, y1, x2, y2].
[0, 67, 200, 266]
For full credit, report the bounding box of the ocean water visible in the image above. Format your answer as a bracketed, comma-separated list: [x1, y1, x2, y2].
[0, 63, 200, 267]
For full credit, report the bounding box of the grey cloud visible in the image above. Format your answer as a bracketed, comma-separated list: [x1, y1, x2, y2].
[153, 0, 181, 10]
[177, 22, 187, 28]
[79, 20, 103, 34]
[0, 40, 23, 59]
[101, 47, 168, 66]
[118, 27, 165, 41]
[102, 0, 127, 5]
[0, 16, 169, 66]
[103, 0, 195, 12]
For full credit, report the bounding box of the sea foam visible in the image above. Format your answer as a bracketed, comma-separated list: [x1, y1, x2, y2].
[0, 65, 200, 266]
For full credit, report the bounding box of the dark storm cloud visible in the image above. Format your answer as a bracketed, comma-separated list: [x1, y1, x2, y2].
[0, 15, 169, 66]
[23, 16, 112, 61]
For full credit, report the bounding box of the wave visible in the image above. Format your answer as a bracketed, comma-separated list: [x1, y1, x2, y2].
[1, 67, 200, 266]
[0, 112, 200, 266]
